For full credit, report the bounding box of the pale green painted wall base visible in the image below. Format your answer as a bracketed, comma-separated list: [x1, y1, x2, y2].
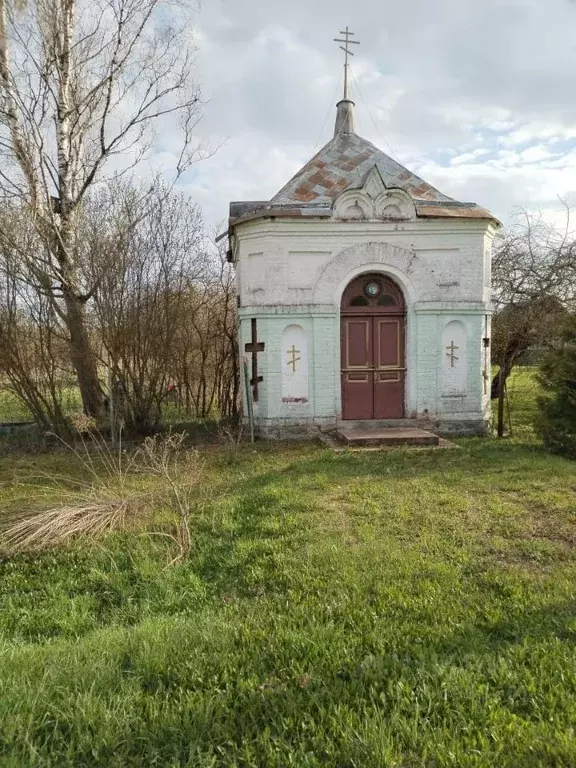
[240, 305, 491, 438]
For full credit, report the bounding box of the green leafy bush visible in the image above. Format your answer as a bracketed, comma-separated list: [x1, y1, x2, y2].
[537, 317, 576, 457]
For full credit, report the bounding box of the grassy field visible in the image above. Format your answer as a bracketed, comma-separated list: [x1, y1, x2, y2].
[0, 371, 575, 766]
[0, 384, 216, 427]
[0, 388, 33, 423]
[0, 384, 83, 425]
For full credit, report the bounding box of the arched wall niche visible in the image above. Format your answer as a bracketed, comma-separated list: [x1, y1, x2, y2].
[281, 324, 308, 403]
[442, 320, 467, 396]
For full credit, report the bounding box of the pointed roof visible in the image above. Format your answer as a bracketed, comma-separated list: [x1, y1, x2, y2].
[229, 98, 498, 227]
[270, 129, 454, 208]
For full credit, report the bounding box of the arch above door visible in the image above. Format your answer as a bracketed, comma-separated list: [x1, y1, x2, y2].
[341, 273, 405, 314]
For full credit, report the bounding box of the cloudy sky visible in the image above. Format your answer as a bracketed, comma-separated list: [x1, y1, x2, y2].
[173, 0, 576, 228]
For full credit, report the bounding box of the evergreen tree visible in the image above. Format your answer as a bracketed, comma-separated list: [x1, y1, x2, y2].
[537, 317, 576, 457]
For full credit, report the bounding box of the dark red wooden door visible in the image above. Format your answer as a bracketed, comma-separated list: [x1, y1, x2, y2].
[340, 274, 405, 421]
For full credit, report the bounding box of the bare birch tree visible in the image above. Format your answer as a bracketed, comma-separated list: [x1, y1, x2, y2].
[0, 0, 202, 418]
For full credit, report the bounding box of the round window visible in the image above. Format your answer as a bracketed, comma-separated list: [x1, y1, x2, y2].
[364, 281, 381, 298]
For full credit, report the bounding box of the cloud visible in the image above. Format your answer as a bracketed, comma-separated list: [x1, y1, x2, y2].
[168, 0, 576, 228]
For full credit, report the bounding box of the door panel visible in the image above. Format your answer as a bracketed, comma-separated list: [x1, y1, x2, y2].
[341, 318, 373, 420]
[373, 318, 404, 418]
[345, 319, 371, 368]
[341, 315, 405, 420]
[375, 318, 400, 367]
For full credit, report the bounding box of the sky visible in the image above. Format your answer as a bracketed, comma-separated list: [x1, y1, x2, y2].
[169, 0, 576, 230]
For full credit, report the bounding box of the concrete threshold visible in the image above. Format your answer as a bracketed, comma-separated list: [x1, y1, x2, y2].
[335, 425, 440, 448]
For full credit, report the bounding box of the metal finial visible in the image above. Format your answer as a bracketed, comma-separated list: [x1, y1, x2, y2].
[333, 26, 360, 100]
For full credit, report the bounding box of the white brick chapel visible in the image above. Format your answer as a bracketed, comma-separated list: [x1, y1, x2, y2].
[227, 47, 499, 438]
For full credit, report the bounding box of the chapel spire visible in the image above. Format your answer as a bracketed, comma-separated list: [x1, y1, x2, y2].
[333, 26, 359, 135]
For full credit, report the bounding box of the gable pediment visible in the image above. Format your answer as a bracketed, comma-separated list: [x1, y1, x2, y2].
[363, 166, 386, 198]
[333, 165, 417, 222]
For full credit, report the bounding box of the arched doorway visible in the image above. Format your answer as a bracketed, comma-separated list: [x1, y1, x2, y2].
[340, 273, 406, 420]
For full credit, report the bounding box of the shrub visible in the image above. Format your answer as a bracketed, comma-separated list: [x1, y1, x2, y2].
[0, 430, 202, 561]
[537, 317, 576, 457]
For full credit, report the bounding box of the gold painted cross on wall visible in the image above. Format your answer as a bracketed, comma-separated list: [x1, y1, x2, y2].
[287, 345, 301, 372]
[445, 340, 459, 368]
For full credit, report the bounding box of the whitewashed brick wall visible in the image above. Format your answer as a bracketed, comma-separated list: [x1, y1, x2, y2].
[237, 216, 496, 435]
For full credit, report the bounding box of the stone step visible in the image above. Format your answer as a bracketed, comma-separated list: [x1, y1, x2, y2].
[336, 425, 440, 447]
[337, 418, 436, 431]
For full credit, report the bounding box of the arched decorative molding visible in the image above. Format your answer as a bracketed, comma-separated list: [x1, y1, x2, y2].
[281, 324, 308, 403]
[442, 320, 467, 396]
[374, 188, 415, 220]
[333, 191, 373, 221]
[311, 241, 418, 306]
[332, 165, 416, 221]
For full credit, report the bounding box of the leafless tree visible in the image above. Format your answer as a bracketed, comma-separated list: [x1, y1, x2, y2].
[493, 206, 576, 308]
[0, 240, 72, 433]
[491, 206, 576, 435]
[89, 180, 207, 434]
[0, 0, 203, 419]
[172, 237, 238, 421]
[0, 178, 239, 435]
[210, 240, 239, 421]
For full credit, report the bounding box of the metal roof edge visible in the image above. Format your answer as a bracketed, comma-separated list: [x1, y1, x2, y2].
[230, 206, 500, 228]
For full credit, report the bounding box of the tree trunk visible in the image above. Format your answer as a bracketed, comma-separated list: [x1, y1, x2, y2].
[491, 362, 512, 399]
[63, 288, 103, 418]
[497, 366, 506, 438]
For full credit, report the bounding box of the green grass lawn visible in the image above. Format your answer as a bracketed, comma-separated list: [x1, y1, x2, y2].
[0, 379, 223, 427]
[0, 383, 83, 424]
[499, 366, 542, 441]
[0, 388, 33, 423]
[0, 373, 575, 766]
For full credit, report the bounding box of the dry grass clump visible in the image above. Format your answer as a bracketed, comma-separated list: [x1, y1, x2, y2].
[0, 429, 201, 560]
[137, 432, 203, 564]
[1, 499, 135, 554]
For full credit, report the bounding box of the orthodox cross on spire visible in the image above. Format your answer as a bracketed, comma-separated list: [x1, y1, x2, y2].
[334, 26, 360, 101]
